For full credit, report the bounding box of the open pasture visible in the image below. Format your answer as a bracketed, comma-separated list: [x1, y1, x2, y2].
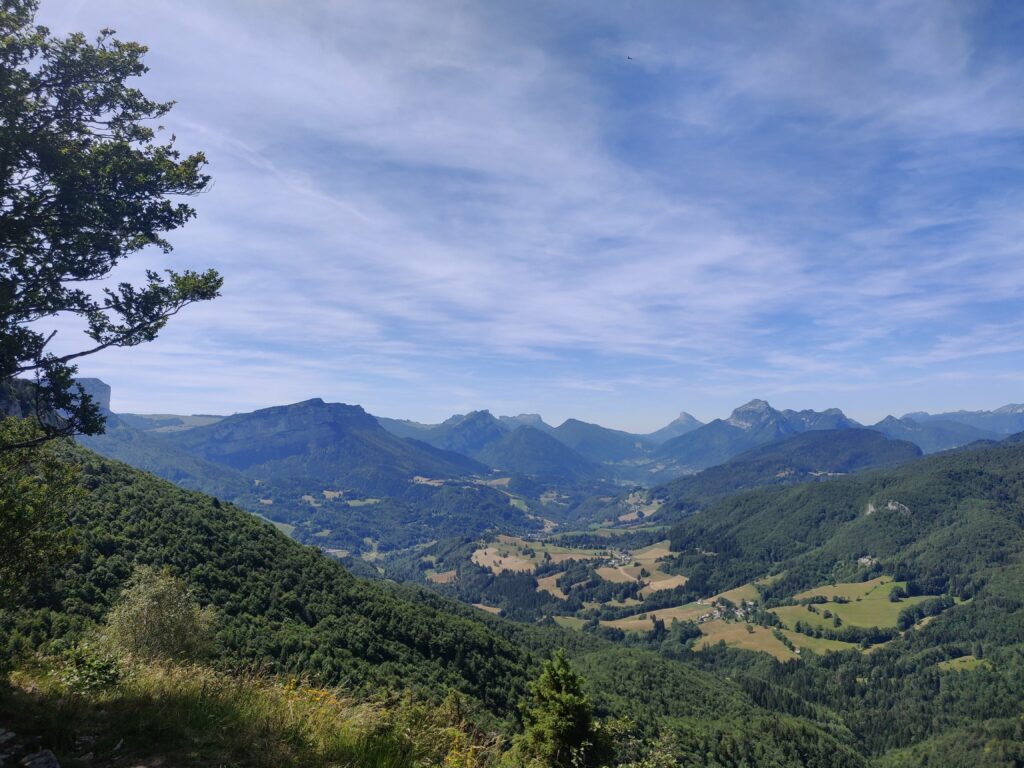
[631, 540, 672, 565]
[595, 566, 638, 584]
[780, 629, 858, 654]
[472, 534, 607, 575]
[471, 546, 533, 573]
[697, 620, 797, 661]
[773, 581, 935, 629]
[603, 601, 708, 632]
[794, 575, 894, 601]
[640, 573, 689, 595]
[472, 603, 502, 615]
[713, 582, 761, 604]
[426, 569, 457, 584]
[938, 655, 992, 672]
[536, 573, 567, 599]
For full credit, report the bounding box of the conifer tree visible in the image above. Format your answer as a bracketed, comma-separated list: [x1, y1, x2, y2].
[519, 649, 610, 768]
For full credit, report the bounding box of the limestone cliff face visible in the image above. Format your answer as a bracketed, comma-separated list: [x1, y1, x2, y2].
[0, 377, 36, 417]
[75, 377, 112, 414]
[0, 376, 111, 422]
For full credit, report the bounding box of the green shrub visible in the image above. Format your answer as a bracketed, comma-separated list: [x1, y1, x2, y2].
[103, 566, 216, 662]
[60, 642, 122, 692]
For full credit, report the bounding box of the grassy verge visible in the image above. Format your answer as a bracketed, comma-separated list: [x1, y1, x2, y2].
[1, 658, 501, 767]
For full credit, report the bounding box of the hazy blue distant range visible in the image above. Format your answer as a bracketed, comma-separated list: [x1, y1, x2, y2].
[58, 379, 1016, 554]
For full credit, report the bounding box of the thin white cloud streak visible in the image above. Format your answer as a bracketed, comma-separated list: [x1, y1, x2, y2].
[33, 0, 1024, 425]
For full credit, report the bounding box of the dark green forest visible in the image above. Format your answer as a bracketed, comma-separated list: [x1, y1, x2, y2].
[3, 444, 876, 767]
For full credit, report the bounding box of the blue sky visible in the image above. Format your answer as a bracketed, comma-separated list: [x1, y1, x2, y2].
[39, 1, 1024, 431]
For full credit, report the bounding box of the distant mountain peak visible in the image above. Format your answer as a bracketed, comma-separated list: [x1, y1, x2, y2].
[510, 412, 545, 423]
[461, 409, 496, 422]
[877, 415, 905, 426]
[645, 409, 704, 444]
[440, 409, 493, 426]
[726, 399, 776, 428]
[280, 397, 329, 409]
[498, 413, 554, 433]
[995, 404, 1024, 414]
[670, 411, 700, 425]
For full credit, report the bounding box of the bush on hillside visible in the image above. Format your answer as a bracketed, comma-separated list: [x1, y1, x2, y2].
[103, 566, 216, 662]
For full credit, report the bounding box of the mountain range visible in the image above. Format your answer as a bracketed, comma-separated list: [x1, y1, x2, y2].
[7, 377, 1024, 766]
[651, 400, 861, 474]
[112, 392, 1018, 474]
[372, 399, 1005, 483]
[657, 427, 921, 507]
[902, 404, 1024, 435]
[74, 385, 1024, 505]
[870, 415, 998, 453]
[62, 381, 1024, 556]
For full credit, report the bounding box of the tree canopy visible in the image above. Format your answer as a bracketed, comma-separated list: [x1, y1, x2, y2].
[518, 649, 611, 768]
[0, 0, 221, 449]
[0, 416, 80, 600]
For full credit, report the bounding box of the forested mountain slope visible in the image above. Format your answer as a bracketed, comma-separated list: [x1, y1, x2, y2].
[869, 415, 998, 454]
[162, 398, 485, 493]
[3, 446, 867, 766]
[550, 419, 651, 462]
[10, 450, 534, 709]
[655, 428, 922, 517]
[78, 399, 549, 555]
[78, 414, 252, 499]
[402, 410, 509, 455]
[566, 438, 1024, 765]
[666, 437, 1024, 600]
[474, 426, 606, 482]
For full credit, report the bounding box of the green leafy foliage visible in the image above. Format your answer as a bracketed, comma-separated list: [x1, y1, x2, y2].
[103, 566, 216, 662]
[58, 641, 122, 692]
[0, 1, 220, 446]
[0, 418, 80, 599]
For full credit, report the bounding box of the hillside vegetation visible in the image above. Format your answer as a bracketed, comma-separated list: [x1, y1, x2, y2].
[2, 443, 868, 766]
[383, 437, 1024, 765]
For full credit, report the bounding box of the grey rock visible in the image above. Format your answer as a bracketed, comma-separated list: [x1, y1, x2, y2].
[19, 750, 60, 768]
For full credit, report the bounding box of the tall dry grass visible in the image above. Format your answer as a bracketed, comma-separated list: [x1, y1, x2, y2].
[3, 658, 503, 767]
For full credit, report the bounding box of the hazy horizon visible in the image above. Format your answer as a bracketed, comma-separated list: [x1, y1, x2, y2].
[39, 1, 1024, 431]
[96, 383, 1023, 436]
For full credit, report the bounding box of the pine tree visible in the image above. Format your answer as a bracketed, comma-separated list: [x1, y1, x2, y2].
[519, 649, 610, 768]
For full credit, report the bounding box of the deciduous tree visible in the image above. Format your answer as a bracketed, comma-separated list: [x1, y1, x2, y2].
[0, 416, 80, 600]
[0, 0, 221, 449]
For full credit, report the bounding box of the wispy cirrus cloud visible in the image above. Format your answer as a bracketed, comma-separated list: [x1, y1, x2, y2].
[35, 0, 1024, 429]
